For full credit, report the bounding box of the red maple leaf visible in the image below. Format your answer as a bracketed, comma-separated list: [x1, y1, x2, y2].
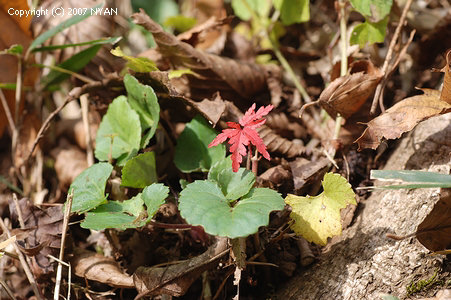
[208, 103, 273, 172]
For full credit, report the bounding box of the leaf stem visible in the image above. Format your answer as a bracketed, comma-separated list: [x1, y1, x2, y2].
[246, 144, 252, 170]
[251, 148, 259, 176]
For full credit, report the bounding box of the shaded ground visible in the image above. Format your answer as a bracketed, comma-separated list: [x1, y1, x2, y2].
[0, 1, 450, 299]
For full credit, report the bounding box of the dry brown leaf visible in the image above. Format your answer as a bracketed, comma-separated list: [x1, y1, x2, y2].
[266, 112, 307, 139]
[51, 139, 88, 188]
[71, 248, 134, 289]
[133, 237, 228, 297]
[289, 157, 329, 192]
[416, 188, 451, 251]
[9, 198, 63, 275]
[132, 10, 281, 100]
[258, 165, 292, 190]
[180, 0, 228, 53]
[259, 165, 291, 185]
[194, 92, 226, 127]
[177, 16, 231, 52]
[439, 49, 451, 104]
[267, 74, 283, 107]
[318, 60, 383, 119]
[355, 89, 451, 150]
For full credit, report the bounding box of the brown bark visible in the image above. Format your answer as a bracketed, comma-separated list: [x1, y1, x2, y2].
[276, 113, 451, 300]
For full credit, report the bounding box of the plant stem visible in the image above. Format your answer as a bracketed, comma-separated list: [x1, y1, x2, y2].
[339, 1, 348, 78]
[271, 41, 311, 103]
[246, 144, 252, 170]
[331, 0, 349, 159]
[251, 148, 259, 176]
[241, 0, 311, 103]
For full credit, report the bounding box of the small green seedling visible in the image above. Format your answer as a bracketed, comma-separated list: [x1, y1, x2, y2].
[68, 74, 166, 230]
[178, 157, 285, 238]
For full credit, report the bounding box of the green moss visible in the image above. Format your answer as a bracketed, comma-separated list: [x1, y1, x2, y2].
[406, 269, 447, 296]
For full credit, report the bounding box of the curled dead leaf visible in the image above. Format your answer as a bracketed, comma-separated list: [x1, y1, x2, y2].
[356, 89, 451, 150]
[438, 49, 451, 104]
[194, 92, 226, 127]
[318, 60, 383, 119]
[16, 240, 50, 257]
[71, 248, 134, 289]
[132, 10, 280, 100]
[416, 188, 451, 251]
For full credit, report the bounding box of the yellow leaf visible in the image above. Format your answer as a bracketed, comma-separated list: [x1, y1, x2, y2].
[285, 173, 356, 245]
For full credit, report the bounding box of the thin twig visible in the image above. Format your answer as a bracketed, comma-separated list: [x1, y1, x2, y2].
[48, 255, 72, 300]
[12, 194, 25, 229]
[26, 94, 76, 163]
[80, 94, 94, 166]
[212, 267, 234, 300]
[25, 74, 122, 164]
[370, 0, 414, 114]
[0, 218, 43, 300]
[387, 29, 416, 77]
[0, 279, 17, 300]
[338, 0, 348, 78]
[14, 59, 22, 125]
[245, 261, 279, 268]
[376, 30, 415, 114]
[54, 191, 73, 300]
[251, 148, 259, 176]
[12, 58, 23, 166]
[0, 89, 16, 135]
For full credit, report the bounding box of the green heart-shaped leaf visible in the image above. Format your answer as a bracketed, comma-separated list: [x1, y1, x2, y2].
[179, 180, 285, 238]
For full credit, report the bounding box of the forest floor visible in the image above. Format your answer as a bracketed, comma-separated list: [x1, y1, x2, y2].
[0, 0, 450, 299]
